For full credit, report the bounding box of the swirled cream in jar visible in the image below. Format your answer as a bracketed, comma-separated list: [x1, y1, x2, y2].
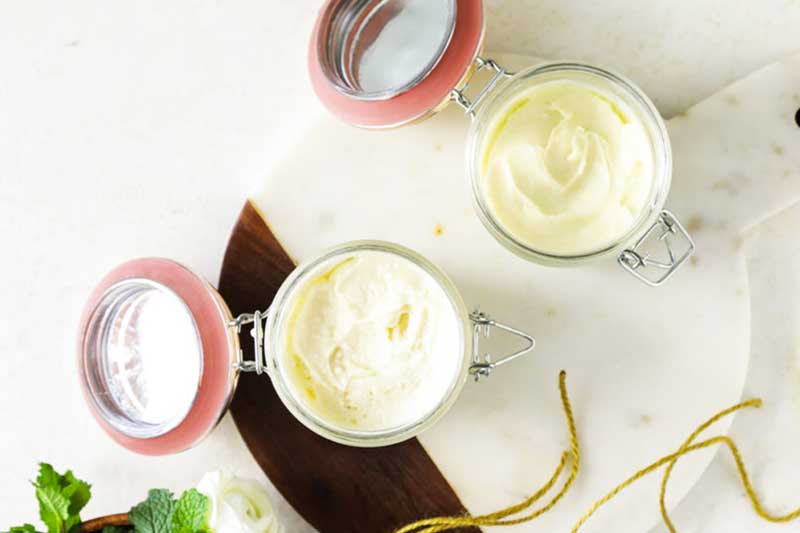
[479, 79, 656, 256]
[279, 250, 461, 432]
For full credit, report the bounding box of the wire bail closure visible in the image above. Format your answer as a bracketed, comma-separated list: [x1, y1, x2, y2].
[230, 307, 535, 382]
[230, 309, 271, 375]
[618, 210, 695, 287]
[469, 310, 536, 381]
[451, 57, 513, 117]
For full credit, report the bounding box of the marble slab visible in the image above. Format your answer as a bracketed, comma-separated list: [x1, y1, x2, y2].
[251, 51, 800, 531]
[649, 54, 800, 533]
[651, 207, 800, 533]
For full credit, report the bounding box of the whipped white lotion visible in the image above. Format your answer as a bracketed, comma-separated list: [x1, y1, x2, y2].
[479, 79, 656, 256]
[279, 250, 461, 432]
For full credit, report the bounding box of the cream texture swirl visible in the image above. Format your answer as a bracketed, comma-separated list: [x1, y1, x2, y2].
[280, 250, 461, 432]
[479, 79, 655, 255]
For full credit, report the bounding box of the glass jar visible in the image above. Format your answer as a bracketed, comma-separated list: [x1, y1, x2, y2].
[78, 241, 534, 453]
[467, 62, 694, 283]
[309, 0, 695, 286]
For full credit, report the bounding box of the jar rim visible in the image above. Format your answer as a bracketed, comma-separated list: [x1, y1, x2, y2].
[467, 61, 673, 265]
[81, 278, 204, 439]
[77, 258, 239, 455]
[315, 0, 458, 101]
[265, 240, 472, 447]
[308, 0, 485, 128]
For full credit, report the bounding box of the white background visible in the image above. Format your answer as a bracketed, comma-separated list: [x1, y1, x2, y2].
[1, 1, 799, 530]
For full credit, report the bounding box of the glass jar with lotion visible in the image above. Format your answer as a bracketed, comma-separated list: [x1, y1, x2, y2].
[309, 0, 694, 286]
[78, 241, 534, 453]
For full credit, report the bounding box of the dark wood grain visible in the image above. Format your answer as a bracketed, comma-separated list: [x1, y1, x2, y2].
[218, 200, 478, 533]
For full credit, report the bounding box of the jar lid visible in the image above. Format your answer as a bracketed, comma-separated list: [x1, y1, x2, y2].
[77, 258, 238, 455]
[309, 0, 484, 128]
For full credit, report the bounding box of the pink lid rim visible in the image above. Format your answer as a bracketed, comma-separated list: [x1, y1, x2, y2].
[77, 258, 237, 456]
[309, 0, 485, 128]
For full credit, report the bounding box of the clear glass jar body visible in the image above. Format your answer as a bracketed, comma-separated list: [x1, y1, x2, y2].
[467, 62, 673, 266]
[265, 240, 473, 447]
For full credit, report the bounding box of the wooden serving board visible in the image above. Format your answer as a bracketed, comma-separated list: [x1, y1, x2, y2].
[218, 201, 478, 533]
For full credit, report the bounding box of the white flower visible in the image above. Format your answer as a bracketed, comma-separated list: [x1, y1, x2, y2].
[197, 470, 282, 533]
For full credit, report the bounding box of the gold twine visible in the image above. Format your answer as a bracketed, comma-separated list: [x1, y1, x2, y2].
[656, 398, 800, 529]
[396, 371, 800, 533]
[658, 399, 761, 530]
[395, 370, 579, 533]
[395, 370, 581, 533]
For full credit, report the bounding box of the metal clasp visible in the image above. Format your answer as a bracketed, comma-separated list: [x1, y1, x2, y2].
[229, 308, 271, 375]
[451, 57, 513, 117]
[469, 310, 535, 381]
[618, 210, 695, 287]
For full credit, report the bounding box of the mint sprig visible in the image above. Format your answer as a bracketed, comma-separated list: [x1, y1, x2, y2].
[9, 463, 93, 533]
[8, 525, 40, 533]
[125, 488, 209, 533]
[7, 464, 209, 533]
[34, 485, 70, 533]
[129, 489, 175, 533]
[172, 490, 210, 533]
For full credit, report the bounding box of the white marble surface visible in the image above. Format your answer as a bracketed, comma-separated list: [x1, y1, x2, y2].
[656, 207, 800, 533]
[1, 1, 799, 531]
[651, 56, 800, 531]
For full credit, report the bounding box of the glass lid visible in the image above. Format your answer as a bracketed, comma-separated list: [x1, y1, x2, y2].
[81, 278, 203, 439]
[310, 0, 484, 128]
[316, 0, 457, 100]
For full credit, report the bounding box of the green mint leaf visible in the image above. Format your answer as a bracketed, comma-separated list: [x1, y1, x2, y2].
[63, 515, 80, 533]
[172, 489, 209, 533]
[35, 485, 69, 533]
[36, 464, 61, 491]
[129, 489, 175, 533]
[61, 471, 92, 517]
[8, 524, 42, 533]
[32, 464, 92, 533]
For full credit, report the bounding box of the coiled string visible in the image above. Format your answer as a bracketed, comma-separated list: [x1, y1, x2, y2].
[395, 371, 800, 533]
[656, 398, 800, 531]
